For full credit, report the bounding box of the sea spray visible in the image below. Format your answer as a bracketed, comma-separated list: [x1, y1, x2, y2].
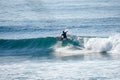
[109, 34, 120, 53]
[84, 34, 120, 53]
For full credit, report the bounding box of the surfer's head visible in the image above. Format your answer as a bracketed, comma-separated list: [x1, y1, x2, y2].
[63, 29, 68, 33]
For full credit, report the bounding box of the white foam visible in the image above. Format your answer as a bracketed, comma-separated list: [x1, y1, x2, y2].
[53, 41, 82, 57]
[53, 41, 92, 57]
[84, 34, 120, 53]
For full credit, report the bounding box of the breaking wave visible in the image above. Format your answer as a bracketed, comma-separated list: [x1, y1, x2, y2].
[0, 34, 120, 56]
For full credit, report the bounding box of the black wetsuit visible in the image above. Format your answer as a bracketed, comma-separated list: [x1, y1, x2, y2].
[62, 31, 67, 39]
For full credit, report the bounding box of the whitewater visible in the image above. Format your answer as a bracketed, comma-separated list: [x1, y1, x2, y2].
[0, 0, 120, 80]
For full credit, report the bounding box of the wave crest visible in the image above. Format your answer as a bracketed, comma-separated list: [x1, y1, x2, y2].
[84, 34, 120, 53]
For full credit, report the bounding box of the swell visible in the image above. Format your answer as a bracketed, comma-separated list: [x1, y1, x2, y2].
[0, 37, 58, 56]
[0, 36, 82, 50]
[0, 36, 82, 56]
[0, 37, 57, 49]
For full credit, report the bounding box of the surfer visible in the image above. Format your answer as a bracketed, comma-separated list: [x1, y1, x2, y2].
[61, 30, 68, 40]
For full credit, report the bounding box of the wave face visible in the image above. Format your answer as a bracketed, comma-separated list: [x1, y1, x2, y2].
[0, 34, 120, 56]
[0, 37, 57, 49]
[0, 37, 58, 56]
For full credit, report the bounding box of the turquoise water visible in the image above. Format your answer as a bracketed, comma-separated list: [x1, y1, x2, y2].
[0, 0, 120, 80]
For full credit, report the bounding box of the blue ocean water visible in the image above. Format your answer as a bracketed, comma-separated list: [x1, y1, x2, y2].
[0, 0, 120, 80]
